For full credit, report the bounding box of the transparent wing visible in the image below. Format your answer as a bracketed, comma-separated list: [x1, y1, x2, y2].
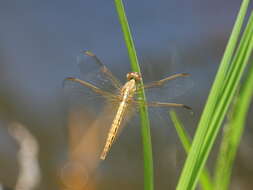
[139, 72, 194, 102]
[63, 77, 118, 113]
[78, 51, 122, 91]
[133, 73, 193, 132]
[64, 51, 123, 116]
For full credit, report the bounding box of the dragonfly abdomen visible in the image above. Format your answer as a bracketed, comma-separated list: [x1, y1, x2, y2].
[100, 100, 128, 160]
[100, 80, 136, 160]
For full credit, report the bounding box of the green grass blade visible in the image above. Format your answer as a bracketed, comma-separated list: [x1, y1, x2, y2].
[201, 12, 253, 184]
[189, 12, 253, 190]
[214, 47, 253, 189]
[194, 0, 249, 129]
[113, 1, 154, 190]
[169, 111, 213, 190]
[176, 0, 250, 189]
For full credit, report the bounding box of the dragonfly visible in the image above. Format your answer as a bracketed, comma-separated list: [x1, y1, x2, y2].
[64, 51, 192, 160]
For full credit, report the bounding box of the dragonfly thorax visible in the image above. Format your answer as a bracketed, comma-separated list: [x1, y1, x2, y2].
[120, 79, 137, 101]
[126, 72, 141, 82]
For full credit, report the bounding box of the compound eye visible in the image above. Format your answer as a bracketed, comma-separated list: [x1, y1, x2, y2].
[126, 72, 142, 81]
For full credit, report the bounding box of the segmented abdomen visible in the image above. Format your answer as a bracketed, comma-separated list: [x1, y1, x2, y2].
[100, 100, 128, 160]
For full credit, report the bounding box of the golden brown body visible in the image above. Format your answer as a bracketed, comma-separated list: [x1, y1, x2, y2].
[100, 79, 137, 160]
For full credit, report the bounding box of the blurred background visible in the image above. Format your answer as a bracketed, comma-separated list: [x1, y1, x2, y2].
[0, 0, 252, 189]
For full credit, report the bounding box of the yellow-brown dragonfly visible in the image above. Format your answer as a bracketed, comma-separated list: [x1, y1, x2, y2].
[64, 51, 192, 160]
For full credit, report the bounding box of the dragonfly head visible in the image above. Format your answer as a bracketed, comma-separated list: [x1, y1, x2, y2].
[127, 72, 141, 82]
